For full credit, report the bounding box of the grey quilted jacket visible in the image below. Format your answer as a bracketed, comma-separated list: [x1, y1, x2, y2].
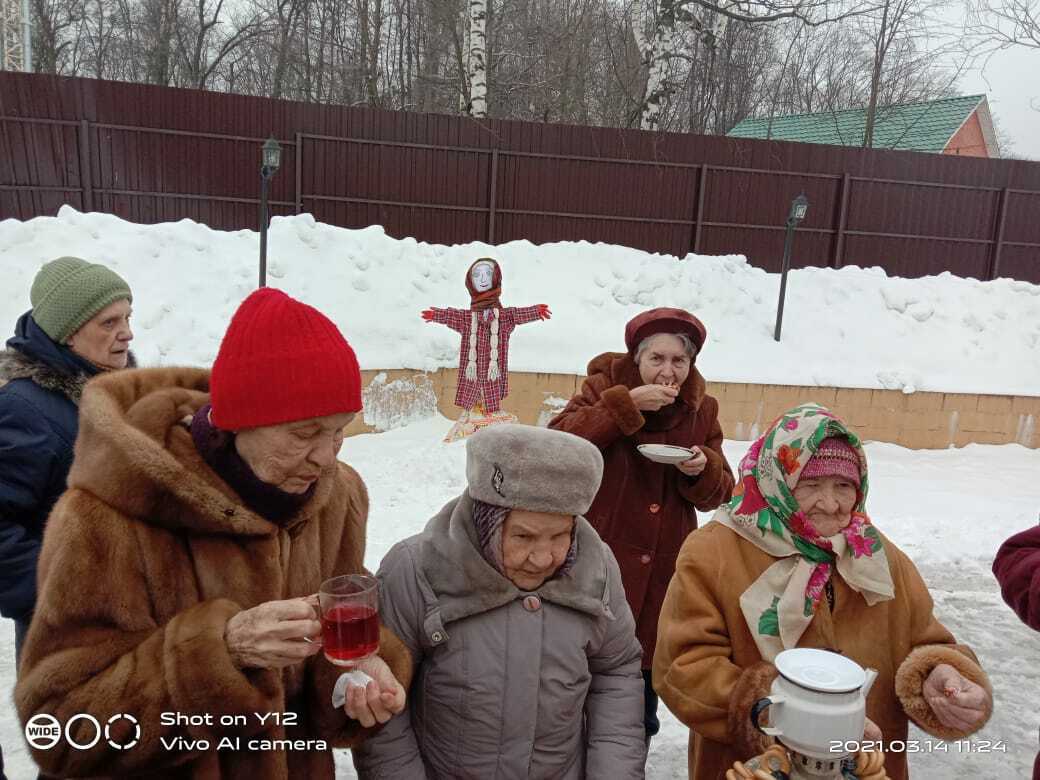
[353, 491, 646, 779]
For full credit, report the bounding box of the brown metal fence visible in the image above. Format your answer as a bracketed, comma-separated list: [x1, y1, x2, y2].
[2, 72, 1039, 282]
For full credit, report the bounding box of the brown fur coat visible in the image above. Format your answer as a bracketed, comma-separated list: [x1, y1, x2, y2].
[15, 367, 411, 780]
[653, 521, 992, 780]
[549, 351, 734, 666]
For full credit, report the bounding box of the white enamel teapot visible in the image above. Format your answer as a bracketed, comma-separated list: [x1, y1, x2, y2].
[751, 648, 878, 761]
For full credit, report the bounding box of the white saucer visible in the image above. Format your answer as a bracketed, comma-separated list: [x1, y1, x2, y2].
[637, 444, 695, 465]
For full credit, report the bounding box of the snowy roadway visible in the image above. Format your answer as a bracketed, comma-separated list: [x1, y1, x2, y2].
[2, 417, 1039, 779]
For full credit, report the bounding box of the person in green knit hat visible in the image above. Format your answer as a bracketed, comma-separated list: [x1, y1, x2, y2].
[0, 256, 134, 780]
[0, 256, 134, 648]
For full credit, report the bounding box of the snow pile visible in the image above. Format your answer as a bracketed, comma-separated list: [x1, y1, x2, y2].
[1, 207, 1038, 396]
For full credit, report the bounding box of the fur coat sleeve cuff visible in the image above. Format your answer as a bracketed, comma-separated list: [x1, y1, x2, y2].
[165, 599, 283, 731]
[679, 445, 729, 510]
[895, 644, 993, 739]
[305, 624, 414, 748]
[728, 661, 778, 759]
[600, 385, 644, 436]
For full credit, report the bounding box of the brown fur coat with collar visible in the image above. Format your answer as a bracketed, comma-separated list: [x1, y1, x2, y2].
[15, 367, 411, 780]
[549, 351, 735, 667]
[653, 522, 992, 780]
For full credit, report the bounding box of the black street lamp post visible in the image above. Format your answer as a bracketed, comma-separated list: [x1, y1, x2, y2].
[773, 193, 809, 342]
[259, 137, 282, 288]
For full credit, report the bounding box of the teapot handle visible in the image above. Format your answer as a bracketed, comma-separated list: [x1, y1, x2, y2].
[750, 695, 785, 737]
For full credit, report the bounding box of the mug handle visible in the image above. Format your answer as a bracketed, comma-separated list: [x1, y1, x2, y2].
[750, 695, 785, 737]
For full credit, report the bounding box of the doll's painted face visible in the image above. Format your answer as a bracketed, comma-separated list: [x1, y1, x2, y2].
[470, 262, 495, 292]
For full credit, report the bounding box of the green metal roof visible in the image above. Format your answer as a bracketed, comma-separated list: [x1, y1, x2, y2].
[727, 95, 985, 152]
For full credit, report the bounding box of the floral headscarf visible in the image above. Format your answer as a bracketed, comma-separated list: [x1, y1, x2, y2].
[714, 403, 895, 661]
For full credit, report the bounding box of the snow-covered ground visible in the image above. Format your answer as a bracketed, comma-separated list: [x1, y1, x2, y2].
[3, 419, 1038, 779]
[1, 207, 1038, 396]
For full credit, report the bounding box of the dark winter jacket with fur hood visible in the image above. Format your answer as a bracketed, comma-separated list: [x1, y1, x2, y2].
[15, 366, 412, 780]
[0, 311, 114, 622]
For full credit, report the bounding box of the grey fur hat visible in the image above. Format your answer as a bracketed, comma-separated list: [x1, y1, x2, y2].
[465, 424, 604, 515]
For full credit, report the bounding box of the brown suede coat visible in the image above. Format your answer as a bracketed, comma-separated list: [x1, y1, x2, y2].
[653, 522, 992, 780]
[549, 352, 734, 666]
[15, 367, 411, 780]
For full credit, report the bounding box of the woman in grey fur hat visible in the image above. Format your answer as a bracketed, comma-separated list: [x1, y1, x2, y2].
[353, 423, 647, 779]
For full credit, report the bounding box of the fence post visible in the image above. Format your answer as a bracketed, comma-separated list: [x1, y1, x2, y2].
[832, 172, 850, 268]
[692, 164, 708, 254]
[487, 148, 499, 244]
[987, 187, 1009, 281]
[78, 120, 94, 212]
[294, 132, 303, 214]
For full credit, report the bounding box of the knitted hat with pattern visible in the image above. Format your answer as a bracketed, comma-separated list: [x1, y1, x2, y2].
[210, 288, 362, 430]
[30, 256, 133, 343]
[799, 436, 862, 487]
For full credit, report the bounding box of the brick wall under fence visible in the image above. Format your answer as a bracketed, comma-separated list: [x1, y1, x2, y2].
[344, 369, 1039, 450]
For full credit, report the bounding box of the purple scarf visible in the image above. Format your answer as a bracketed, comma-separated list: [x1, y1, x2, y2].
[191, 404, 315, 525]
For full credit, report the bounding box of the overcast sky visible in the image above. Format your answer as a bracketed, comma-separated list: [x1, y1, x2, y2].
[935, 4, 1040, 160]
[960, 46, 1040, 159]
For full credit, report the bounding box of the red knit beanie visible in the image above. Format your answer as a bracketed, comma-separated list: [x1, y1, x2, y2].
[210, 288, 362, 431]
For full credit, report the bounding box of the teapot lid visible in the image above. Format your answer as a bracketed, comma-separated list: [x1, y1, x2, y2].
[774, 648, 866, 693]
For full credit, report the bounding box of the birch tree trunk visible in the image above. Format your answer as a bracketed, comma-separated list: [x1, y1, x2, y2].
[458, 2, 470, 112]
[634, 0, 679, 130]
[467, 0, 487, 116]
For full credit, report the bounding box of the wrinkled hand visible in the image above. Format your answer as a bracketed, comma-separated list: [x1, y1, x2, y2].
[342, 654, 407, 728]
[863, 716, 883, 741]
[225, 596, 322, 670]
[421, 308, 437, 322]
[629, 383, 679, 411]
[536, 303, 552, 320]
[676, 446, 707, 476]
[923, 663, 989, 733]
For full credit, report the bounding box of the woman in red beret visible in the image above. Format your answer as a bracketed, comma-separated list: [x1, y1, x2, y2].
[549, 306, 735, 742]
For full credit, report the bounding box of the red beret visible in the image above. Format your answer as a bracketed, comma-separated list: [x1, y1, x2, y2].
[624, 307, 707, 355]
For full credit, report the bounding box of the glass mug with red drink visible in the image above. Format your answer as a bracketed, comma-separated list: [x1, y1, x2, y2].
[318, 574, 380, 666]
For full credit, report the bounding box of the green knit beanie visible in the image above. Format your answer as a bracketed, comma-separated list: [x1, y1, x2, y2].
[30, 257, 133, 343]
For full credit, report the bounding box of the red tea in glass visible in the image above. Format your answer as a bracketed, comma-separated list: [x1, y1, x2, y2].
[318, 574, 379, 666]
[321, 604, 379, 663]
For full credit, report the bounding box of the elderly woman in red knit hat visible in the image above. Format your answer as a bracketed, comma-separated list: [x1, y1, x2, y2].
[16, 288, 411, 780]
[549, 306, 736, 743]
[654, 404, 992, 780]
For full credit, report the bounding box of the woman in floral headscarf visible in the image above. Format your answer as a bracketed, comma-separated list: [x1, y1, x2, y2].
[653, 403, 992, 780]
